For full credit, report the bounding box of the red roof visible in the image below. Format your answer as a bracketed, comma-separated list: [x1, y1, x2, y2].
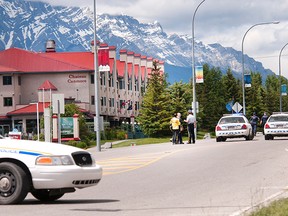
[141, 66, 146, 81]
[0, 48, 91, 72]
[127, 63, 133, 78]
[0, 65, 18, 72]
[0, 115, 9, 120]
[40, 51, 94, 70]
[0, 47, 113, 73]
[7, 102, 51, 116]
[38, 80, 58, 90]
[117, 60, 125, 77]
[134, 64, 139, 80]
[109, 58, 114, 74]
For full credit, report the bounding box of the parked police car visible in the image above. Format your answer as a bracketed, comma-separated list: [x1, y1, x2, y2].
[0, 136, 102, 205]
[264, 112, 288, 140]
[215, 114, 254, 142]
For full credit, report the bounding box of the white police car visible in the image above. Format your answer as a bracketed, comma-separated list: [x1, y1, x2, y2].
[264, 112, 288, 140]
[0, 136, 102, 205]
[215, 114, 254, 142]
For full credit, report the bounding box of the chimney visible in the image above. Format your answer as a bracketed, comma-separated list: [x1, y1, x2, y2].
[45, 40, 56, 52]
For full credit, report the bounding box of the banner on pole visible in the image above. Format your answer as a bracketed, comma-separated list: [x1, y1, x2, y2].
[281, 84, 287, 96]
[196, 66, 204, 83]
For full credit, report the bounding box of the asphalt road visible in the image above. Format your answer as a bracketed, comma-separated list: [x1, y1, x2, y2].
[3, 134, 288, 216]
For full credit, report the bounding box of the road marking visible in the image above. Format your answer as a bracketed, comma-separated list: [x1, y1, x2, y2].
[97, 149, 184, 176]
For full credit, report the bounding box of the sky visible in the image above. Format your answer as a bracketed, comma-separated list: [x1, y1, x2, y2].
[28, 0, 288, 78]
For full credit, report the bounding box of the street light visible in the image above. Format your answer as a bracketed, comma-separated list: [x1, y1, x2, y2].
[279, 42, 288, 112]
[93, 0, 101, 152]
[192, 0, 205, 139]
[241, 21, 279, 115]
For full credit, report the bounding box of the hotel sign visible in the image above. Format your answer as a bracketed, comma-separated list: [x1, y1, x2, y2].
[67, 74, 87, 83]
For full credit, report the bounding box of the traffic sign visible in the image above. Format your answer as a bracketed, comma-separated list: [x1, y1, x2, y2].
[232, 102, 242, 113]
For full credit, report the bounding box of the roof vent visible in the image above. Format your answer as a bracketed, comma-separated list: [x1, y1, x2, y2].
[46, 40, 56, 52]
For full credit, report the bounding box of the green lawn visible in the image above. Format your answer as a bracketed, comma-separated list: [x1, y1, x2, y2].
[248, 198, 288, 216]
[108, 131, 213, 148]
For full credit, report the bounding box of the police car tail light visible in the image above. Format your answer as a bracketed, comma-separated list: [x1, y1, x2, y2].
[36, 155, 74, 165]
[216, 126, 222, 131]
[265, 124, 270, 129]
[241, 124, 247, 129]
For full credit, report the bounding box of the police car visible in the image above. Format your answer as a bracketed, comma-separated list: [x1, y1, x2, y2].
[0, 136, 102, 205]
[264, 112, 288, 140]
[215, 114, 254, 142]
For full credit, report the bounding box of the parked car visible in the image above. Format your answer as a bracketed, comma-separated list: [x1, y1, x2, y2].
[0, 136, 102, 205]
[264, 112, 288, 140]
[215, 114, 254, 142]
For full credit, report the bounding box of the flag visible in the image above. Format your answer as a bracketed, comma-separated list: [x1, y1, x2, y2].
[127, 105, 133, 110]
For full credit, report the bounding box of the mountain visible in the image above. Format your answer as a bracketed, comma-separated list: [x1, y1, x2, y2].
[0, 0, 275, 83]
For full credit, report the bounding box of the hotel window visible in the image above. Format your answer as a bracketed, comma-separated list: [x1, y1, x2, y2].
[3, 76, 12, 85]
[3, 97, 13, 106]
[101, 97, 106, 106]
[90, 74, 94, 84]
[91, 96, 95, 105]
[118, 78, 125, 89]
[128, 78, 132, 90]
[109, 98, 114, 107]
[109, 75, 114, 87]
[100, 73, 106, 86]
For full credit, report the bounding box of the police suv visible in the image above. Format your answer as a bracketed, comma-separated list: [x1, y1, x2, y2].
[0, 136, 102, 205]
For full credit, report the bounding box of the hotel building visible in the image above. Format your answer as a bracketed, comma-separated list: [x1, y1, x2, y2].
[0, 41, 164, 136]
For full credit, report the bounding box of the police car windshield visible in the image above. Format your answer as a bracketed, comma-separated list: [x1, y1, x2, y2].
[269, 115, 288, 122]
[220, 117, 244, 124]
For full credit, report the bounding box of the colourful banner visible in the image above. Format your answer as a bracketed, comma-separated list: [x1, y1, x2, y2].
[195, 66, 204, 83]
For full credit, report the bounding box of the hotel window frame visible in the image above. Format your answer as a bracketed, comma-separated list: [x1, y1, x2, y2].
[3, 97, 13, 107]
[3, 76, 12, 85]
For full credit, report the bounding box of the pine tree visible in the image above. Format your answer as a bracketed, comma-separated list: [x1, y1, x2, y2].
[222, 68, 241, 104]
[197, 65, 226, 131]
[136, 61, 171, 137]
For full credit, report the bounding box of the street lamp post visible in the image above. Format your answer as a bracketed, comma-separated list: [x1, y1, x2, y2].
[241, 21, 279, 115]
[192, 0, 205, 138]
[93, 0, 101, 152]
[279, 42, 288, 112]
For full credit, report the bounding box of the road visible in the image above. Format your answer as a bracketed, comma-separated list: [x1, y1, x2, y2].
[3, 135, 288, 216]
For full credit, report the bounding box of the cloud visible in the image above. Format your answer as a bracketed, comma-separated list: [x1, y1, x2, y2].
[25, 0, 288, 76]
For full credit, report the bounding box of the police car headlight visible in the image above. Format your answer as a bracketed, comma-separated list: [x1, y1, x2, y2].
[36, 155, 74, 165]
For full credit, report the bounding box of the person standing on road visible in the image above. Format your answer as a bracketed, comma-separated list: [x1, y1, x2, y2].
[177, 112, 184, 144]
[260, 112, 269, 134]
[184, 110, 196, 144]
[250, 112, 260, 136]
[170, 113, 180, 144]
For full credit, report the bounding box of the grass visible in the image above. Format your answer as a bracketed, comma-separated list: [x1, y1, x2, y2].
[110, 131, 214, 148]
[247, 198, 288, 216]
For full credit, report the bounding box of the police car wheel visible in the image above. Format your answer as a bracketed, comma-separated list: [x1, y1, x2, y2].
[31, 189, 64, 202]
[0, 162, 29, 205]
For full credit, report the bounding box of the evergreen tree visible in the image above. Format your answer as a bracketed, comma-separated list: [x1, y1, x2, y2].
[263, 75, 279, 115]
[136, 61, 171, 137]
[222, 68, 241, 105]
[197, 65, 226, 131]
[168, 81, 192, 116]
[245, 73, 263, 116]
